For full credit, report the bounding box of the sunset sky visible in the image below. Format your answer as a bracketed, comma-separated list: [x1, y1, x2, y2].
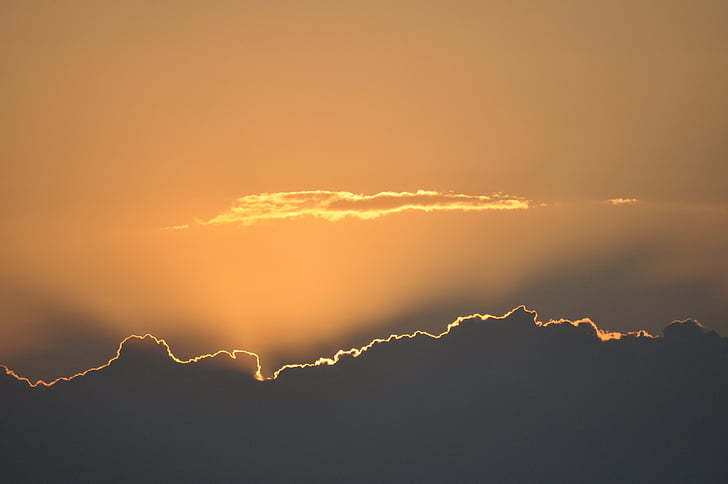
[2, 1, 727, 381]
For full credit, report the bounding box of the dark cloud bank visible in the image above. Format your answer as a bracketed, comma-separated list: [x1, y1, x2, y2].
[2, 308, 727, 483]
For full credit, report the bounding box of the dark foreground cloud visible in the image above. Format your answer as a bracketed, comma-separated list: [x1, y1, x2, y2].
[1, 308, 727, 483]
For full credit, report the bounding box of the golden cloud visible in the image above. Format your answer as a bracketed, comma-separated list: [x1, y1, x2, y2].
[607, 198, 639, 205]
[170, 190, 530, 228]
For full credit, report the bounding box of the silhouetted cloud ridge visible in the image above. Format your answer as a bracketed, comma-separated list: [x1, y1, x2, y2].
[1, 307, 727, 483]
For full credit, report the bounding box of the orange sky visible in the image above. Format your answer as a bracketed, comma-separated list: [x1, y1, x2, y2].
[1, 1, 727, 380]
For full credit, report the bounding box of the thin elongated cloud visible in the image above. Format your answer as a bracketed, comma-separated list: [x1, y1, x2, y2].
[177, 190, 530, 227]
[607, 198, 639, 205]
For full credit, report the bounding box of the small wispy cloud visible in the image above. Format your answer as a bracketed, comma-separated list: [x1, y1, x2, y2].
[607, 198, 639, 206]
[161, 224, 191, 231]
[167, 190, 530, 228]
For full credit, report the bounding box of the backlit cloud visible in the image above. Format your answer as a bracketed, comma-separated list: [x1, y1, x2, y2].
[169, 190, 530, 228]
[607, 198, 639, 205]
[3, 307, 725, 483]
[0, 306, 661, 386]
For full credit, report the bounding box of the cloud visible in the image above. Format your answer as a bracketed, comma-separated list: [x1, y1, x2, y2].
[163, 191, 650, 229]
[0, 306, 710, 385]
[607, 197, 639, 205]
[160, 224, 190, 230]
[2, 306, 727, 483]
[166, 190, 530, 228]
[663, 318, 706, 340]
[1, 333, 264, 387]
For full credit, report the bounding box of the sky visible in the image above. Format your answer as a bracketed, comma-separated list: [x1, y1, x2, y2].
[1, 1, 727, 381]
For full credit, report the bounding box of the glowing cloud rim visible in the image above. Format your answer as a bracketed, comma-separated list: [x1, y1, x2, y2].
[165, 190, 530, 228]
[2, 306, 665, 388]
